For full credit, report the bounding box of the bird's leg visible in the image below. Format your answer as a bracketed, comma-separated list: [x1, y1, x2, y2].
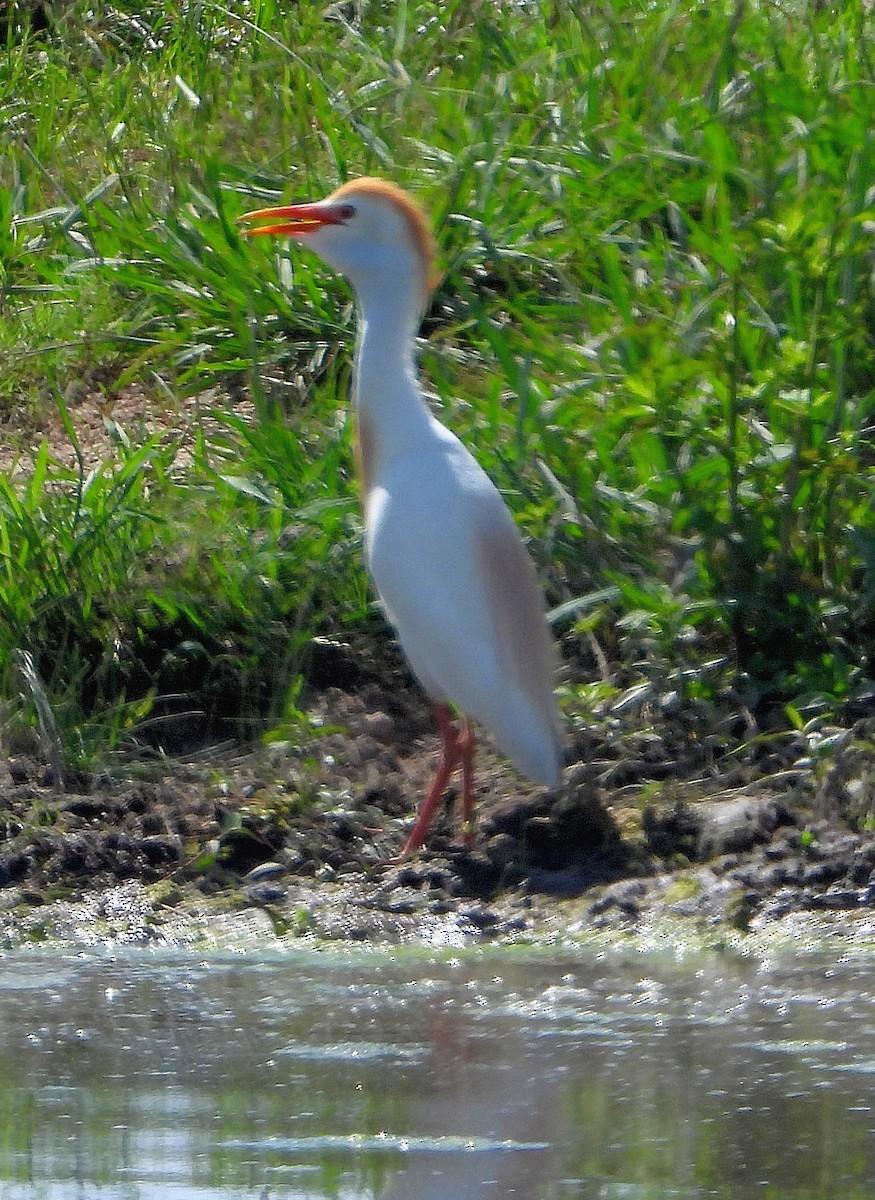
[457, 719, 476, 847]
[400, 705, 470, 856]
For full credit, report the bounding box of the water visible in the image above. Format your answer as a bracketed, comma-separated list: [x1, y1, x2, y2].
[0, 940, 873, 1199]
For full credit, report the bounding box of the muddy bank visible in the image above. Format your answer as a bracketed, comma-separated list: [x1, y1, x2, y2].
[1, 691, 874, 948]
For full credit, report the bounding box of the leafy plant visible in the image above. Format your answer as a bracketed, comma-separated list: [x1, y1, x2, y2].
[0, 0, 872, 763]
[0, 397, 172, 763]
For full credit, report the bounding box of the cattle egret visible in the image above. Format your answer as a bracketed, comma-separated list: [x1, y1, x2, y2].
[240, 178, 562, 854]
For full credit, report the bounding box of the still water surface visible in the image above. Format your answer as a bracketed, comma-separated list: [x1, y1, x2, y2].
[0, 938, 873, 1199]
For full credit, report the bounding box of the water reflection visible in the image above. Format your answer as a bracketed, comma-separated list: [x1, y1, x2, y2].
[0, 943, 873, 1198]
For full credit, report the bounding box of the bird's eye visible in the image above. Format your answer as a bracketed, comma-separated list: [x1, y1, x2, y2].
[337, 203, 357, 221]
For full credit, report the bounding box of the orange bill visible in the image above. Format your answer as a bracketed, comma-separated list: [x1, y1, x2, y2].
[238, 200, 344, 238]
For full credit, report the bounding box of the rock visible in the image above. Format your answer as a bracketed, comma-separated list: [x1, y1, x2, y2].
[645, 794, 796, 863]
[138, 835, 182, 867]
[358, 711, 396, 744]
[458, 904, 499, 930]
[803, 859, 848, 887]
[589, 879, 647, 917]
[448, 853, 502, 899]
[321, 812, 361, 842]
[849, 843, 875, 884]
[244, 861, 287, 883]
[245, 882, 287, 906]
[62, 796, 111, 820]
[8, 758, 35, 784]
[551, 789, 627, 861]
[480, 832, 518, 869]
[480, 793, 555, 839]
[806, 887, 865, 911]
[642, 801, 699, 860]
[0, 852, 29, 887]
[351, 781, 409, 818]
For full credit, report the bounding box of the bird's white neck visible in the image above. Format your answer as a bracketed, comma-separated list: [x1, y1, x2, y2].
[351, 277, 434, 477]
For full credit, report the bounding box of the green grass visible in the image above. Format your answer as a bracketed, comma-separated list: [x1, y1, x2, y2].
[0, 0, 873, 766]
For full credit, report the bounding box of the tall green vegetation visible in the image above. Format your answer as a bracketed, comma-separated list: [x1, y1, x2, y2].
[0, 0, 872, 764]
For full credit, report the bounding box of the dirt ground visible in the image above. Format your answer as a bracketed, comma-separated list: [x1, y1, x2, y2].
[1, 676, 874, 947]
[0, 381, 253, 478]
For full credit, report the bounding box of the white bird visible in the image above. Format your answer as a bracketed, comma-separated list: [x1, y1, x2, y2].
[240, 178, 562, 854]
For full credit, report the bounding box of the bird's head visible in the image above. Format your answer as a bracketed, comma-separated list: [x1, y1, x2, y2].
[240, 177, 438, 316]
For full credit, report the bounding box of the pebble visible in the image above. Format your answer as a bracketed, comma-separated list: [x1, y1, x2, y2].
[359, 712, 396, 744]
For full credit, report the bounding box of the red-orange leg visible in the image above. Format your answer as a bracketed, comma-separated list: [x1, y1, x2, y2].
[400, 707, 477, 856]
[457, 719, 476, 846]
